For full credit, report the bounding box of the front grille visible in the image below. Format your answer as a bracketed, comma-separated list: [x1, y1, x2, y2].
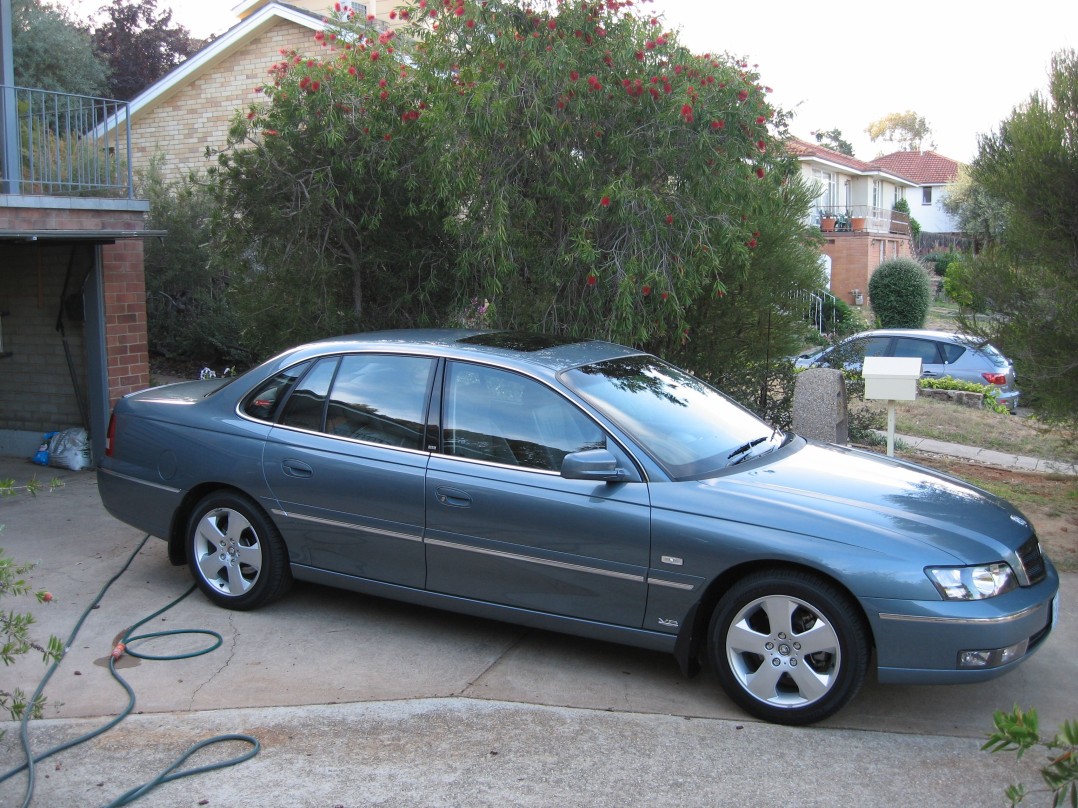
[1017, 535, 1047, 585]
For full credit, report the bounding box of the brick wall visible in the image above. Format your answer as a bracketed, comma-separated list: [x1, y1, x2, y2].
[822, 233, 912, 310]
[129, 19, 318, 185]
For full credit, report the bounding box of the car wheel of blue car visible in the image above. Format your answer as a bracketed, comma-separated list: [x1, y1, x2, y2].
[187, 491, 292, 610]
[709, 570, 870, 725]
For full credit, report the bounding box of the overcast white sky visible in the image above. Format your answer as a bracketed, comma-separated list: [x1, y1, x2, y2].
[75, 0, 1078, 163]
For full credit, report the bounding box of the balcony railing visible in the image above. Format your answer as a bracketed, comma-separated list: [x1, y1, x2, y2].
[1, 85, 133, 199]
[814, 205, 910, 236]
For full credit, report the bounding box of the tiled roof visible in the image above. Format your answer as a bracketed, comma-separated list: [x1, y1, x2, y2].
[786, 137, 918, 186]
[869, 150, 963, 185]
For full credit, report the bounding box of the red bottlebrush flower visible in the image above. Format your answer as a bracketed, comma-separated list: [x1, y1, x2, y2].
[645, 40, 655, 50]
[661, 292, 669, 301]
[311, 80, 320, 91]
[757, 140, 766, 152]
[680, 103, 692, 116]
[753, 231, 760, 237]
[737, 89, 748, 102]
[348, 66, 357, 75]
[662, 82, 672, 94]
[334, 1, 341, 9]
[314, 31, 325, 41]
[642, 285, 652, 296]
[648, 87, 659, 99]
[600, 196, 611, 207]
[400, 9, 409, 18]
[466, 18, 475, 27]
[379, 78, 388, 87]
[264, 129, 279, 136]
[665, 214, 674, 224]
[746, 238, 757, 248]
[756, 167, 765, 178]
[384, 133, 392, 141]
[371, 51, 380, 60]
[41, 591, 54, 602]
[710, 119, 724, 129]
[380, 90, 389, 100]
[755, 115, 766, 124]
[390, 9, 397, 18]
[548, 18, 556, 29]
[570, 70, 579, 81]
[299, 76, 310, 89]
[455, 5, 465, 15]
[246, 111, 256, 119]
[587, 274, 597, 286]
[634, 51, 644, 61]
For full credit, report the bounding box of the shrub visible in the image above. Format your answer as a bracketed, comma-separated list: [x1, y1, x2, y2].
[868, 258, 932, 328]
[919, 376, 1009, 414]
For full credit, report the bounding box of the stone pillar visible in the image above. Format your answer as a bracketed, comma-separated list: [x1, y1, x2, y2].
[792, 368, 848, 445]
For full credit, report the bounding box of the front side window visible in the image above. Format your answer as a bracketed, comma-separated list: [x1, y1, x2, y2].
[561, 356, 782, 479]
[443, 363, 604, 470]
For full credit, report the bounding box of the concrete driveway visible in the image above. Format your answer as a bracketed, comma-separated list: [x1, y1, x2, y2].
[1, 458, 1072, 806]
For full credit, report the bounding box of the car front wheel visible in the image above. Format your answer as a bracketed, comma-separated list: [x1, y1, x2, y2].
[186, 491, 292, 610]
[709, 570, 869, 725]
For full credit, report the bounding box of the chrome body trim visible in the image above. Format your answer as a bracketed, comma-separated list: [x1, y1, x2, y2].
[270, 509, 422, 543]
[424, 537, 645, 582]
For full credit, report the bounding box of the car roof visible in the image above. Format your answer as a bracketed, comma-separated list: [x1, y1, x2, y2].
[275, 329, 645, 374]
[843, 329, 984, 346]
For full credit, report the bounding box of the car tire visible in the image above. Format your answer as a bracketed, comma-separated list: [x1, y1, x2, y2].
[186, 491, 292, 610]
[708, 569, 869, 725]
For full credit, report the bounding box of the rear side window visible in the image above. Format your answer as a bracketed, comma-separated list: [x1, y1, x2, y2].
[279, 357, 339, 431]
[940, 343, 966, 364]
[892, 338, 943, 364]
[241, 361, 311, 422]
[323, 354, 435, 449]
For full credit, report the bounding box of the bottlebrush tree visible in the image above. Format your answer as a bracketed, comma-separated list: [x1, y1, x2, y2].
[212, 0, 821, 358]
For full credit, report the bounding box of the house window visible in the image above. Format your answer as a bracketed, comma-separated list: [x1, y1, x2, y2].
[871, 179, 882, 210]
[813, 169, 837, 211]
[922, 187, 933, 205]
[349, 1, 368, 16]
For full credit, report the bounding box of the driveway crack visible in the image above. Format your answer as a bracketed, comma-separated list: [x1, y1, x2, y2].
[189, 612, 238, 709]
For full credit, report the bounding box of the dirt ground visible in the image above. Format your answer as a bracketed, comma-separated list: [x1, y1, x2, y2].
[912, 455, 1078, 573]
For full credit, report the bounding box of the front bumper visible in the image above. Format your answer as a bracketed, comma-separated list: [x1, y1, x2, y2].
[864, 560, 1059, 684]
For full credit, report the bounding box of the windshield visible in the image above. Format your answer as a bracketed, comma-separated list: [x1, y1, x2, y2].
[561, 355, 783, 479]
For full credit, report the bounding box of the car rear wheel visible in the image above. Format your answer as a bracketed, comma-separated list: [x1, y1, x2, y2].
[709, 570, 869, 725]
[187, 491, 292, 610]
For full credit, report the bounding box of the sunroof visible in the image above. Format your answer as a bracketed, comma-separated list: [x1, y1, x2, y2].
[458, 332, 586, 352]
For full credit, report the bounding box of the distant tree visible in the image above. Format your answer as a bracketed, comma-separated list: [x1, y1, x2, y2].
[91, 0, 202, 100]
[9, 0, 109, 96]
[811, 127, 854, 156]
[866, 110, 935, 152]
[948, 49, 1078, 422]
[940, 164, 1009, 249]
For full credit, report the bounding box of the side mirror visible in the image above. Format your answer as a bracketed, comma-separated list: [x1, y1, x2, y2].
[561, 449, 628, 482]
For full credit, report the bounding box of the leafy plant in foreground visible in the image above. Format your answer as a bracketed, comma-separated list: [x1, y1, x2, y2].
[984, 706, 1078, 806]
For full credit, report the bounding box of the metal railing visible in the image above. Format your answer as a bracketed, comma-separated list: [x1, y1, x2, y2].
[1, 85, 133, 198]
[814, 205, 910, 235]
[792, 288, 841, 335]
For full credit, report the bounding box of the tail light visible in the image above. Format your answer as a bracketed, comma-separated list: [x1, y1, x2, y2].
[981, 372, 1008, 386]
[105, 413, 116, 457]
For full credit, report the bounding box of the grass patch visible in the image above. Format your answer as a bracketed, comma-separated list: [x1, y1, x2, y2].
[893, 397, 1078, 464]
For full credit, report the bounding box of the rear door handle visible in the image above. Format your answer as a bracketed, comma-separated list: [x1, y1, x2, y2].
[435, 487, 471, 508]
[282, 459, 314, 478]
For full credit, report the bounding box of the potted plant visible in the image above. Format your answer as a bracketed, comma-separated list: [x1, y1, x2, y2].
[819, 210, 837, 232]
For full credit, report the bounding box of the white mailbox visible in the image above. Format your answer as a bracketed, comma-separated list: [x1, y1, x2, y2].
[862, 356, 921, 401]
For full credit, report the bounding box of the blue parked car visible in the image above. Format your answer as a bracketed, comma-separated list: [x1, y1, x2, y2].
[98, 330, 1057, 725]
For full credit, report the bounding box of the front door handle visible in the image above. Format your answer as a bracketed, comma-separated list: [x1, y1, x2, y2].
[282, 459, 314, 478]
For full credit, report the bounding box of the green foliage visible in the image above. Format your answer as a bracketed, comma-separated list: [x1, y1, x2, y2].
[211, 0, 817, 362]
[0, 534, 63, 736]
[892, 197, 921, 241]
[948, 49, 1078, 424]
[984, 706, 1078, 806]
[141, 159, 247, 366]
[865, 110, 934, 151]
[921, 251, 957, 277]
[940, 164, 1009, 248]
[10, 0, 110, 96]
[919, 376, 1009, 414]
[867, 258, 931, 328]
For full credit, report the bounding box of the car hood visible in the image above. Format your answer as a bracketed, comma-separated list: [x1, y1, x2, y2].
[659, 441, 1032, 565]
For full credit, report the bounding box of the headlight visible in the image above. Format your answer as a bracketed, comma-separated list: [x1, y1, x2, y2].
[926, 563, 1017, 600]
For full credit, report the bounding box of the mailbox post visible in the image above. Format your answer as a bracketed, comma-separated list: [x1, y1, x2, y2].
[862, 356, 922, 456]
